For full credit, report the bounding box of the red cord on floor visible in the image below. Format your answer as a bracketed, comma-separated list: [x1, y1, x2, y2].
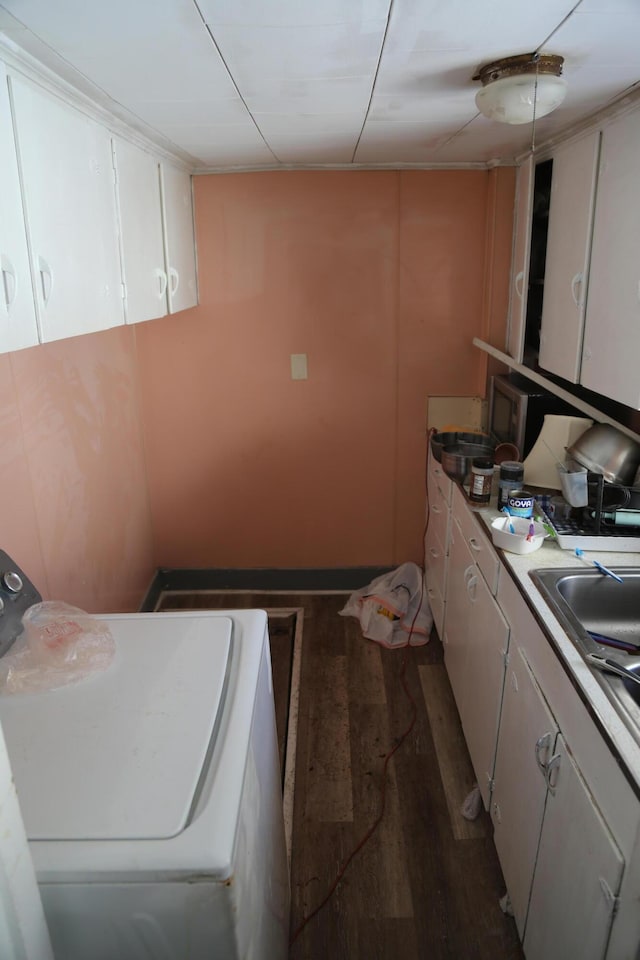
[289, 577, 425, 948]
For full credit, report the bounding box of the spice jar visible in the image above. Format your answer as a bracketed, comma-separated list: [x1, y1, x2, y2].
[469, 457, 494, 504]
[497, 461, 524, 510]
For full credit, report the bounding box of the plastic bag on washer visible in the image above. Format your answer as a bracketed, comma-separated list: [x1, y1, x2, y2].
[339, 562, 432, 648]
[0, 601, 115, 695]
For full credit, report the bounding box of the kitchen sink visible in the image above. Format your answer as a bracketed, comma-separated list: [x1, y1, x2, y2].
[530, 568, 640, 739]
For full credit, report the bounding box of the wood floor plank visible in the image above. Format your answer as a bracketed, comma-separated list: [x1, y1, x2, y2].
[418, 663, 490, 840]
[304, 650, 353, 823]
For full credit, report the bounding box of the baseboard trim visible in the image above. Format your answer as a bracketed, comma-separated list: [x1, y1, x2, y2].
[139, 566, 393, 611]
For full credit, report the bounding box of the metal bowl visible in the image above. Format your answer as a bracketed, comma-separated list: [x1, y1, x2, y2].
[567, 423, 640, 485]
[431, 431, 491, 463]
[441, 443, 495, 482]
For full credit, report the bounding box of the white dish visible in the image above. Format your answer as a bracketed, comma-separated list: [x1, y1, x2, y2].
[491, 516, 548, 554]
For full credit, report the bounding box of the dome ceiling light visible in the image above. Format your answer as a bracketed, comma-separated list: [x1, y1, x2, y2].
[473, 53, 566, 125]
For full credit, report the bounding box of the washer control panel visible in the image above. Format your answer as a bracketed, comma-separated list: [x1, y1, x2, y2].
[0, 550, 41, 659]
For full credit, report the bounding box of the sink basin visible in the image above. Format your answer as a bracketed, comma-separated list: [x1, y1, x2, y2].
[530, 567, 640, 739]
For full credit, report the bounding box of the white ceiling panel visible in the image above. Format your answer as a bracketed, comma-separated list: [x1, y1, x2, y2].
[244, 77, 373, 114]
[197, 0, 391, 28]
[0, 0, 639, 168]
[128, 98, 248, 128]
[212, 21, 386, 82]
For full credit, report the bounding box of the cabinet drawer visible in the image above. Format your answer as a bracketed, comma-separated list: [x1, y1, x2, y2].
[424, 523, 447, 600]
[428, 453, 453, 506]
[451, 484, 499, 595]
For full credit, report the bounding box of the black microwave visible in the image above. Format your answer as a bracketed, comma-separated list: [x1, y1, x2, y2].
[488, 374, 579, 459]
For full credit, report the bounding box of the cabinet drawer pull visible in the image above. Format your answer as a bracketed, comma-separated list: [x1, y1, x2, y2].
[545, 753, 561, 794]
[466, 573, 478, 600]
[37, 255, 53, 306]
[155, 267, 168, 299]
[571, 272, 584, 308]
[468, 537, 483, 553]
[514, 270, 525, 299]
[0, 255, 16, 310]
[534, 732, 554, 774]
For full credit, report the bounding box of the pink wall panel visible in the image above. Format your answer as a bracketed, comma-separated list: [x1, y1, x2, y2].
[138, 169, 515, 569]
[5, 327, 155, 612]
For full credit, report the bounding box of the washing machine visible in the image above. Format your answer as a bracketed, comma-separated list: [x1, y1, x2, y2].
[0, 556, 290, 959]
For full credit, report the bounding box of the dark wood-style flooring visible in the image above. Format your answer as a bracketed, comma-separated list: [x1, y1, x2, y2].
[157, 591, 523, 960]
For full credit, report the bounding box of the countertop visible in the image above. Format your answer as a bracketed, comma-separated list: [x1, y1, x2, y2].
[462, 489, 640, 793]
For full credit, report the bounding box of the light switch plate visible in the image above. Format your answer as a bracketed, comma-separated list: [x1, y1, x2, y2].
[290, 353, 308, 380]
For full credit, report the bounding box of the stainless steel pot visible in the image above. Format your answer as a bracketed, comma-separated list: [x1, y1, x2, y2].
[430, 431, 491, 463]
[567, 423, 640, 485]
[441, 443, 495, 482]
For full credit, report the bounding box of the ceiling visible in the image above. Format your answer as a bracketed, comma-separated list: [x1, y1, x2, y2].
[0, 0, 639, 170]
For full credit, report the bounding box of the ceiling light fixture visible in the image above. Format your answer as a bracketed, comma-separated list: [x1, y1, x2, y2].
[473, 53, 566, 125]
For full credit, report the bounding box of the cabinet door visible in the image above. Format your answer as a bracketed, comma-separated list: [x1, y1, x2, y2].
[524, 734, 624, 960]
[160, 163, 198, 314]
[0, 65, 38, 352]
[113, 138, 167, 324]
[506, 156, 533, 361]
[10, 76, 124, 342]
[444, 518, 509, 808]
[457, 556, 509, 808]
[538, 131, 600, 383]
[442, 519, 474, 714]
[491, 646, 558, 938]
[581, 109, 640, 408]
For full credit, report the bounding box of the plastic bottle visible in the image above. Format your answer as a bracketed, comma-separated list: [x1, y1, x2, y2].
[469, 457, 494, 504]
[498, 461, 525, 510]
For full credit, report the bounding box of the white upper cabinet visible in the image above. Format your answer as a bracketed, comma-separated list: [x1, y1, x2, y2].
[0, 64, 38, 353]
[113, 138, 167, 324]
[538, 131, 600, 383]
[581, 108, 640, 408]
[160, 164, 198, 314]
[506, 156, 533, 362]
[9, 75, 124, 343]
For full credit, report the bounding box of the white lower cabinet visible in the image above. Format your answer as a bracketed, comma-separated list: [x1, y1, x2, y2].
[491, 646, 558, 938]
[425, 451, 452, 638]
[439, 490, 637, 959]
[524, 733, 624, 960]
[443, 494, 509, 809]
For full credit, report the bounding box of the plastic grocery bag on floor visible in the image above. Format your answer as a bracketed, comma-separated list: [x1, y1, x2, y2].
[339, 562, 432, 648]
[0, 602, 115, 695]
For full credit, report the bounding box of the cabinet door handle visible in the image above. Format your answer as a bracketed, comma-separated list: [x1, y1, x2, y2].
[155, 268, 168, 299]
[544, 753, 561, 795]
[37, 256, 53, 306]
[514, 270, 525, 299]
[468, 537, 483, 553]
[431, 504, 442, 515]
[465, 573, 478, 601]
[429, 548, 440, 560]
[571, 272, 584, 308]
[534, 732, 554, 775]
[169, 267, 180, 296]
[0, 255, 16, 310]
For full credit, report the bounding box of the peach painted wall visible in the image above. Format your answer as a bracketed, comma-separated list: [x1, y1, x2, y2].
[137, 169, 515, 569]
[0, 326, 155, 612]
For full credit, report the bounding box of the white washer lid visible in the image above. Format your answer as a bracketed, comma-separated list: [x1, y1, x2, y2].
[0, 614, 232, 841]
